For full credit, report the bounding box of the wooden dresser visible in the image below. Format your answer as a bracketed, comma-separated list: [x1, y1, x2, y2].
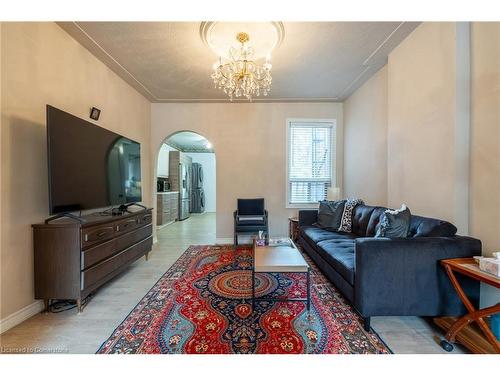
[33, 209, 153, 312]
[157, 192, 179, 225]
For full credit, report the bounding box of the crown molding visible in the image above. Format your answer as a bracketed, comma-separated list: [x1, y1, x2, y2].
[153, 97, 342, 103]
[338, 21, 420, 100]
[57, 21, 157, 102]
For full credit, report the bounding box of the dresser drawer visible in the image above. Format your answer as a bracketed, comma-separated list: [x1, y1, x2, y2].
[81, 236, 153, 291]
[138, 212, 153, 226]
[116, 224, 152, 252]
[81, 238, 117, 270]
[116, 217, 140, 234]
[81, 224, 115, 248]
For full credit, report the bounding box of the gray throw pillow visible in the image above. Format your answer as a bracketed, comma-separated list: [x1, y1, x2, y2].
[314, 200, 346, 231]
[375, 204, 411, 238]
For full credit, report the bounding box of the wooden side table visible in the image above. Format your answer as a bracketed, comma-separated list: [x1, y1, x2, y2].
[288, 217, 299, 242]
[434, 258, 500, 354]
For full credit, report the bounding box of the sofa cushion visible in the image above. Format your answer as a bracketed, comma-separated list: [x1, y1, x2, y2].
[408, 215, 457, 237]
[316, 239, 356, 285]
[352, 205, 383, 237]
[301, 226, 358, 246]
[236, 218, 266, 226]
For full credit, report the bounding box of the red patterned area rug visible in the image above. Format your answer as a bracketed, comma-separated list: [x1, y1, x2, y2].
[97, 245, 391, 354]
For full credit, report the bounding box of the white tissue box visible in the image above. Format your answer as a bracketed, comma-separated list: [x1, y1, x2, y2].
[479, 257, 500, 277]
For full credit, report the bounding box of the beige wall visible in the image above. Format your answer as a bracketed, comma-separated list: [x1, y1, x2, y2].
[344, 66, 388, 206]
[346, 21, 499, 306]
[470, 22, 500, 306]
[0, 22, 3, 323]
[0, 22, 152, 320]
[151, 103, 343, 239]
[387, 22, 457, 222]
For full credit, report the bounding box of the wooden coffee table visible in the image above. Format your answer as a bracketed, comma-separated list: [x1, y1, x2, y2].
[434, 257, 500, 353]
[252, 239, 310, 310]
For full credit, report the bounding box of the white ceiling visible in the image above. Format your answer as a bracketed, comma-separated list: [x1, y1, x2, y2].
[166, 131, 213, 153]
[59, 22, 419, 102]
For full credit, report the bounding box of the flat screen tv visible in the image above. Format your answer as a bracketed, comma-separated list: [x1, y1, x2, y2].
[47, 105, 142, 214]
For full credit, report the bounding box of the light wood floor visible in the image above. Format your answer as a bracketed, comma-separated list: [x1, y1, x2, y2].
[0, 213, 465, 354]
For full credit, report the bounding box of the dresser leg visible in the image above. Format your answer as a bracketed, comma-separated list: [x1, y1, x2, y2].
[44, 299, 50, 313]
[76, 299, 82, 313]
[145, 252, 150, 261]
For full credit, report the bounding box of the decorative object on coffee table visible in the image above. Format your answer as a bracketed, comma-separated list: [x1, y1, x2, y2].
[435, 257, 500, 354]
[255, 230, 266, 246]
[288, 217, 299, 242]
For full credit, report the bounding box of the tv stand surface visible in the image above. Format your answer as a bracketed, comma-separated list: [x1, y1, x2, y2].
[45, 212, 87, 224]
[117, 202, 147, 214]
[33, 208, 153, 312]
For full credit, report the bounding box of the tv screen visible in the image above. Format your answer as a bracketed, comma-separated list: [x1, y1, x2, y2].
[47, 105, 142, 214]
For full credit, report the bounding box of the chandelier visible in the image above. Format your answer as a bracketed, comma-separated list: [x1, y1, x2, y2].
[211, 32, 272, 101]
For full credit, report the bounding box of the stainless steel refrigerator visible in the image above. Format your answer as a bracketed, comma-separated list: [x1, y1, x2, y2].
[190, 163, 205, 213]
[178, 163, 190, 220]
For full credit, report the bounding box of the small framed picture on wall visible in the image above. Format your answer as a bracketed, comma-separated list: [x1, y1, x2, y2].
[90, 107, 101, 121]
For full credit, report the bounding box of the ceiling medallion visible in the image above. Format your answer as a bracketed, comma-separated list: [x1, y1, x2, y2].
[200, 22, 284, 101]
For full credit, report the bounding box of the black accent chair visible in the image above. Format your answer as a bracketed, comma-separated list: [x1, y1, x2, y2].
[233, 198, 269, 247]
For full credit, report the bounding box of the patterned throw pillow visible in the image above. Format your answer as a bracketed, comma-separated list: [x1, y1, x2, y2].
[375, 204, 411, 238]
[338, 198, 364, 233]
[314, 200, 346, 231]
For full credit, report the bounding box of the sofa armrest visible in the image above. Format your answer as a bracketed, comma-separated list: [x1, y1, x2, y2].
[354, 236, 481, 317]
[298, 210, 318, 227]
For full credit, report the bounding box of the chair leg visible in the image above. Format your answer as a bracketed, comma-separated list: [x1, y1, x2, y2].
[234, 233, 238, 248]
[363, 317, 371, 331]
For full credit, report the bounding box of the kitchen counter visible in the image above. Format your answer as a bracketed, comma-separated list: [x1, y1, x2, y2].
[157, 192, 179, 225]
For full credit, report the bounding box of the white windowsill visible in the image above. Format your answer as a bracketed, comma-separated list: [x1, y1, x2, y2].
[286, 202, 319, 210]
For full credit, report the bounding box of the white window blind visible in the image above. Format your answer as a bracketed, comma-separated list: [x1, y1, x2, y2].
[287, 120, 335, 205]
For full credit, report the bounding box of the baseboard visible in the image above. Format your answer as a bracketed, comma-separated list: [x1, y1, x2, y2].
[0, 300, 45, 334]
[216, 237, 234, 244]
[215, 236, 254, 245]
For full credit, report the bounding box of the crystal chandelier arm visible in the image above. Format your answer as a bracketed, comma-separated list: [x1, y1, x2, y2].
[218, 66, 230, 81]
[211, 32, 272, 100]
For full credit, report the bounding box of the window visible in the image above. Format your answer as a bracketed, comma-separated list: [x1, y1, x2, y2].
[286, 119, 336, 207]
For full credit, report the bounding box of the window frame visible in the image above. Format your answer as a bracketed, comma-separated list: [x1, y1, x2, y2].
[285, 118, 337, 209]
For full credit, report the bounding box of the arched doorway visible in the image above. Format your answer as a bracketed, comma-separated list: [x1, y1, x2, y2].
[154, 131, 216, 242]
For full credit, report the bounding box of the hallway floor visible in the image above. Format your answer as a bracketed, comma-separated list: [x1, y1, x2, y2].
[0, 213, 464, 353]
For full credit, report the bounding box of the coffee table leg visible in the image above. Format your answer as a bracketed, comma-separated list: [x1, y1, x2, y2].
[307, 269, 311, 312]
[252, 268, 255, 310]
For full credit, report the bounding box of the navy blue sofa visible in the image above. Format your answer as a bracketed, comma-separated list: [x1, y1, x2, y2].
[298, 205, 481, 330]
